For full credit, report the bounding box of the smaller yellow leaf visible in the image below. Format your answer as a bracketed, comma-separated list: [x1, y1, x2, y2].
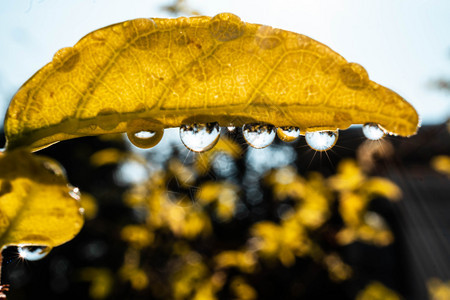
[0, 149, 84, 250]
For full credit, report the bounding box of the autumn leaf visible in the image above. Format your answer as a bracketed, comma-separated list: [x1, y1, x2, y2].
[0, 149, 84, 250]
[4, 13, 419, 152]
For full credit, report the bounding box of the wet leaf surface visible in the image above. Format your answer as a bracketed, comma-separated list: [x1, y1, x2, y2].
[5, 13, 419, 151]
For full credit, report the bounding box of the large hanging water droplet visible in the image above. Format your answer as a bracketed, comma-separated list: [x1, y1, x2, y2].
[180, 122, 220, 152]
[362, 123, 385, 140]
[242, 123, 276, 149]
[305, 130, 338, 151]
[18, 245, 52, 261]
[277, 126, 301, 142]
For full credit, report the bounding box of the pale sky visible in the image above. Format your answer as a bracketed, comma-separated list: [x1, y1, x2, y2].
[1, 0, 449, 126]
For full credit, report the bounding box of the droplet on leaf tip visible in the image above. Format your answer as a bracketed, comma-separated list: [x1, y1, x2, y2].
[242, 123, 276, 149]
[305, 130, 338, 151]
[17, 245, 52, 261]
[180, 122, 220, 152]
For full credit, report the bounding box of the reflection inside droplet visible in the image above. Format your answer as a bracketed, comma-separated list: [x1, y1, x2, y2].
[180, 122, 220, 152]
[277, 126, 301, 142]
[18, 245, 52, 261]
[362, 123, 385, 140]
[242, 123, 276, 149]
[305, 130, 338, 151]
[227, 126, 236, 132]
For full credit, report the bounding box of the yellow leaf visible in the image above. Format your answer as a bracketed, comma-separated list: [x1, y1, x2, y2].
[5, 13, 418, 151]
[0, 149, 84, 250]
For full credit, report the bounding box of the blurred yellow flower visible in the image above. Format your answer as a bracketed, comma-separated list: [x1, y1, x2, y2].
[119, 265, 149, 291]
[251, 218, 311, 267]
[230, 276, 257, 300]
[215, 250, 257, 273]
[197, 182, 240, 221]
[90, 148, 125, 167]
[431, 155, 450, 177]
[79, 192, 98, 220]
[324, 253, 352, 282]
[79, 268, 114, 300]
[121, 225, 154, 249]
[427, 278, 450, 300]
[356, 281, 401, 300]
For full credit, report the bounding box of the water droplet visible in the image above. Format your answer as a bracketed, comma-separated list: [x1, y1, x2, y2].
[209, 13, 246, 42]
[242, 123, 276, 149]
[126, 119, 164, 149]
[277, 127, 300, 142]
[362, 123, 385, 140]
[52, 47, 80, 72]
[39, 158, 67, 178]
[127, 129, 164, 149]
[69, 186, 81, 201]
[305, 130, 338, 151]
[180, 122, 220, 152]
[18, 245, 52, 261]
[97, 108, 121, 130]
